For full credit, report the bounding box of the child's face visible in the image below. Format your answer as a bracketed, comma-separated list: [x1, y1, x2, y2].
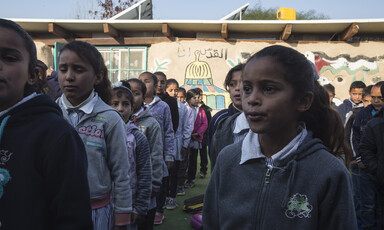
[362, 95, 372, 108]
[327, 91, 335, 104]
[0, 27, 36, 111]
[242, 56, 306, 136]
[58, 50, 101, 106]
[177, 91, 185, 103]
[349, 88, 363, 104]
[198, 93, 203, 104]
[128, 81, 144, 113]
[111, 93, 132, 123]
[139, 73, 155, 98]
[228, 70, 242, 109]
[166, 83, 178, 98]
[370, 86, 384, 111]
[189, 94, 200, 107]
[155, 74, 166, 96]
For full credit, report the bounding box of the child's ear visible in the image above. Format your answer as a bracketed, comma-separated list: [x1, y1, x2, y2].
[27, 70, 38, 85]
[94, 73, 103, 85]
[297, 91, 314, 112]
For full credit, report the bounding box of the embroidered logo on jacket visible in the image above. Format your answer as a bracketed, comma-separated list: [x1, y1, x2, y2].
[0, 150, 13, 165]
[285, 193, 313, 219]
[137, 126, 147, 135]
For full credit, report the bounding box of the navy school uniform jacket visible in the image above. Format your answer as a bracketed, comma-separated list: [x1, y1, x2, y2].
[0, 95, 92, 230]
[359, 108, 384, 188]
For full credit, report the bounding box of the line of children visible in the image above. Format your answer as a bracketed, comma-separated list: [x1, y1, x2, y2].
[138, 72, 175, 225]
[111, 82, 153, 230]
[126, 78, 163, 230]
[351, 81, 384, 230]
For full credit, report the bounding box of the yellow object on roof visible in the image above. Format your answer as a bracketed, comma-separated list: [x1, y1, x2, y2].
[277, 8, 296, 20]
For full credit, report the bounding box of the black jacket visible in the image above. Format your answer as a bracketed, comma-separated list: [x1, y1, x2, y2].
[359, 108, 384, 188]
[351, 104, 376, 159]
[160, 92, 179, 133]
[209, 112, 240, 172]
[0, 95, 92, 230]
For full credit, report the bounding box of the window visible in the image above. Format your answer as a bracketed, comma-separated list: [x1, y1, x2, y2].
[97, 46, 147, 83]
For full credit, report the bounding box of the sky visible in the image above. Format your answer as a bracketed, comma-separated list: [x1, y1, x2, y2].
[0, 0, 383, 20]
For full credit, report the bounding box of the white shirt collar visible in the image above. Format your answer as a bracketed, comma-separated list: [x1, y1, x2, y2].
[240, 123, 307, 165]
[61, 91, 98, 115]
[233, 112, 249, 134]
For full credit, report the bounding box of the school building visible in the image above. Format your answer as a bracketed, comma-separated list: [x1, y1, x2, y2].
[7, 1, 384, 109]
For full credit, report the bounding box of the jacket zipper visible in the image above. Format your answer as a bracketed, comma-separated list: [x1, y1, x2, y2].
[255, 166, 272, 230]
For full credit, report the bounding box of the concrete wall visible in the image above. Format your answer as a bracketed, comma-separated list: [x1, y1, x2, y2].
[147, 40, 384, 108]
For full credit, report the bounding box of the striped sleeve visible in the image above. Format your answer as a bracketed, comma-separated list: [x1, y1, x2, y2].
[132, 130, 152, 215]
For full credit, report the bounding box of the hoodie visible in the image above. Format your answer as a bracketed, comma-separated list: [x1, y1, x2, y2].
[130, 107, 163, 194]
[337, 98, 363, 124]
[203, 132, 356, 230]
[0, 95, 92, 230]
[57, 95, 132, 224]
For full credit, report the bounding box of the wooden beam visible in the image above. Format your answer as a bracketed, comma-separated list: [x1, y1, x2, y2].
[280, 24, 292, 41]
[103, 23, 120, 38]
[48, 23, 71, 39]
[35, 37, 173, 46]
[340, 23, 359, 41]
[162, 23, 172, 37]
[221, 23, 228, 40]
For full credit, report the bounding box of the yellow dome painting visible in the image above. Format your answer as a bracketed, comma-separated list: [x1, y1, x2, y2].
[181, 50, 230, 110]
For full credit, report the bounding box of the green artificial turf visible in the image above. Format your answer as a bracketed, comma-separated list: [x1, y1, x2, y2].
[155, 155, 210, 230]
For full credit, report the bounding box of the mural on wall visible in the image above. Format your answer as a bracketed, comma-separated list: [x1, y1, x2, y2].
[305, 51, 384, 85]
[181, 50, 230, 110]
[151, 58, 170, 72]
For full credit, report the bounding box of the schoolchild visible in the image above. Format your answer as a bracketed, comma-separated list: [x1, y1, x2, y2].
[208, 64, 244, 144]
[138, 72, 176, 225]
[337, 81, 366, 123]
[111, 82, 152, 230]
[352, 81, 384, 230]
[177, 87, 187, 103]
[0, 18, 92, 230]
[359, 83, 384, 230]
[203, 45, 356, 230]
[323, 83, 337, 109]
[165, 79, 193, 202]
[194, 87, 212, 178]
[126, 78, 163, 230]
[154, 71, 179, 133]
[56, 41, 132, 229]
[185, 89, 208, 189]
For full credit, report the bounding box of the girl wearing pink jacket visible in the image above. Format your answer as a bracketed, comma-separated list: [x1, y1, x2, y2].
[185, 88, 208, 189]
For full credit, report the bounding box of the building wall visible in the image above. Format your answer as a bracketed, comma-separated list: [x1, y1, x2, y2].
[35, 40, 384, 108]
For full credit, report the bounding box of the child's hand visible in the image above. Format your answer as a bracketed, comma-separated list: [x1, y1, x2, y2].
[132, 213, 144, 225]
[166, 161, 175, 169]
